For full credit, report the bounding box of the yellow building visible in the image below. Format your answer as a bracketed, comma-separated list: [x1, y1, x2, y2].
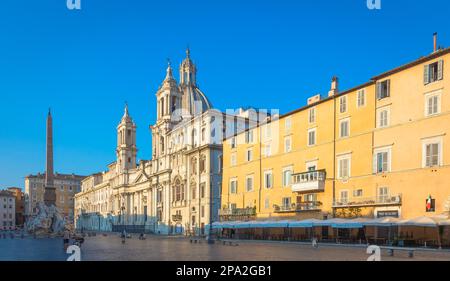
[221, 42, 450, 222]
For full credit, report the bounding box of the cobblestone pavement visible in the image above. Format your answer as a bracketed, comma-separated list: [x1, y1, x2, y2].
[1, 234, 450, 261]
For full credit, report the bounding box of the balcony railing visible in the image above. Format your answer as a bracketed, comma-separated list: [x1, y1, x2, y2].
[219, 207, 256, 217]
[291, 170, 326, 193]
[333, 194, 402, 208]
[273, 202, 322, 213]
[172, 214, 182, 222]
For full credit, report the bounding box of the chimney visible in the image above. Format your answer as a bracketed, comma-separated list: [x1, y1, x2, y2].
[433, 32, 438, 52]
[328, 76, 339, 97]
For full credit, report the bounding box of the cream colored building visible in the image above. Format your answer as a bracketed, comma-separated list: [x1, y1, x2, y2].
[0, 190, 16, 230]
[74, 50, 261, 235]
[24, 173, 84, 221]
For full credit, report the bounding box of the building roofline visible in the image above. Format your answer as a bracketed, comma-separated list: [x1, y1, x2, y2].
[223, 46, 449, 143]
[371, 47, 450, 81]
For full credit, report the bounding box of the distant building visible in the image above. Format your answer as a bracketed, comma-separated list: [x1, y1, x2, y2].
[25, 173, 85, 221]
[0, 190, 15, 230]
[6, 187, 25, 226]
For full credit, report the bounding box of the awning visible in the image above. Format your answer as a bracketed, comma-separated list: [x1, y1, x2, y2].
[397, 216, 439, 227]
[288, 219, 321, 228]
[211, 221, 235, 229]
[363, 217, 401, 226]
[330, 218, 364, 229]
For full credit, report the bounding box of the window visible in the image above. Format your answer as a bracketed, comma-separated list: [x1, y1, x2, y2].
[201, 128, 205, 141]
[284, 137, 292, 153]
[264, 198, 270, 209]
[264, 143, 271, 157]
[218, 155, 223, 172]
[424, 60, 444, 84]
[230, 153, 237, 166]
[191, 183, 196, 200]
[424, 143, 440, 167]
[338, 155, 351, 179]
[60, 186, 64, 191]
[353, 189, 363, 197]
[191, 157, 197, 175]
[246, 149, 253, 162]
[374, 148, 391, 173]
[377, 108, 389, 128]
[265, 124, 271, 139]
[60, 196, 64, 203]
[230, 179, 237, 194]
[378, 187, 389, 202]
[282, 168, 292, 187]
[245, 176, 253, 192]
[231, 137, 236, 149]
[425, 93, 441, 116]
[282, 197, 291, 209]
[357, 89, 366, 107]
[199, 155, 206, 173]
[191, 129, 197, 147]
[285, 117, 292, 132]
[340, 119, 350, 138]
[245, 130, 253, 143]
[308, 129, 316, 146]
[422, 137, 443, 168]
[376, 80, 390, 99]
[340, 190, 349, 204]
[309, 108, 316, 123]
[201, 206, 205, 218]
[200, 183, 206, 198]
[264, 171, 273, 189]
[339, 96, 347, 113]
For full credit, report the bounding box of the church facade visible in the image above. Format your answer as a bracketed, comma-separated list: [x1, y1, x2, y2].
[74, 50, 261, 235]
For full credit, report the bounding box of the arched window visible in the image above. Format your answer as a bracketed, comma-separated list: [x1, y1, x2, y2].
[173, 179, 183, 202]
[201, 128, 206, 142]
[200, 154, 206, 174]
[160, 136, 165, 155]
[191, 157, 197, 175]
[192, 129, 197, 147]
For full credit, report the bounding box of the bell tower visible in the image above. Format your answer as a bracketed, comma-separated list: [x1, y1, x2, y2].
[116, 103, 137, 172]
[156, 61, 181, 123]
[179, 48, 197, 86]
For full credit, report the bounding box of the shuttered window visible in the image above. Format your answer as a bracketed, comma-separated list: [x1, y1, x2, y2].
[376, 80, 390, 99]
[424, 60, 444, 85]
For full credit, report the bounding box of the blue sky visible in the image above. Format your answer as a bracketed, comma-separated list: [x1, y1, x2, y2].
[0, 0, 449, 189]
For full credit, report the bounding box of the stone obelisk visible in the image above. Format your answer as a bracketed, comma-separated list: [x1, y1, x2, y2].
[44, 109, 56, 206]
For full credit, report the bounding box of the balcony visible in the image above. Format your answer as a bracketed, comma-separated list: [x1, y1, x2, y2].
[273, 202, 322, 213]
[219, 207, 256, 221]
[291, 170, 326, 193]
[172, 214, 182, 222]
[333, 194, 402, 208]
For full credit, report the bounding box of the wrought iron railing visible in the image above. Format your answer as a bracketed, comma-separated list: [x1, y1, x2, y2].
[219, 207, 256, 216]
[292, 170, 326, 184]
[333, 194, 402, 207]
[273, 201, 322, 213]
